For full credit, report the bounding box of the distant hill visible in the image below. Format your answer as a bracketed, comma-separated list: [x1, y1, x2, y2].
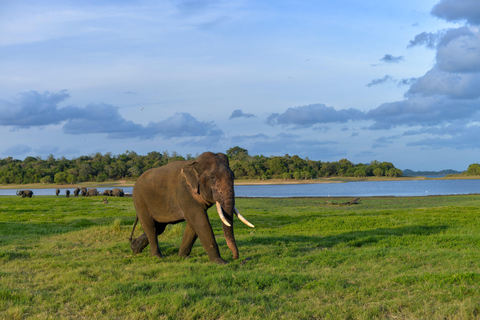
[402, 169, 462, 176]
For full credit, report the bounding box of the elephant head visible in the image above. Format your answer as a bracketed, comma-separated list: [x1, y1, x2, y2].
[181, 152, 254, 259]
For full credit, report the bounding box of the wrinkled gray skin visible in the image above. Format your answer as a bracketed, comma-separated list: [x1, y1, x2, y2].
[66, 190, 70, 198]
[74, 188, 81, 197]
[86, 188, 99, 197]
[103, 189, 113, 196]
[17, 190, 33, 198]
[112, 188, 124, 197]
[130, 152, 239, 264]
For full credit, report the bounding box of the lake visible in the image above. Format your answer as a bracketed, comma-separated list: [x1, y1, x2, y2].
[3, 179, 480, 197]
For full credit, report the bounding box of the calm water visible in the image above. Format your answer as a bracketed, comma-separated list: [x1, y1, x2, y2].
[235, 179, 480, 197]
[3, 179, 480, 197]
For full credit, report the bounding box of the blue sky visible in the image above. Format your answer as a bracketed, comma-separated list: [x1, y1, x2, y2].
[0, 0, 479, 171]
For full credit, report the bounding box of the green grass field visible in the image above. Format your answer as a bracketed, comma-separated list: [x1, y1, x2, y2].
[1, 195, 480, 319]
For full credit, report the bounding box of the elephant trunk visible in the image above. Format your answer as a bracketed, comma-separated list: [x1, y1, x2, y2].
[216, 197, 239, 260]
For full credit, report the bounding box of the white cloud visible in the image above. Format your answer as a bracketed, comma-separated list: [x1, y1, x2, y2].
[431, 0, 480, 25]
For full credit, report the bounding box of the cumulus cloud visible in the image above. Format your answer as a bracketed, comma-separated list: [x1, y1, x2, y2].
[63, 103, 144, 137]
[406, 123, 480, 150]
[367, 75, 418, 87]
[267, 104, 365, 128]
[398, 78, 418, 86]
[408, 31, 443, 49]
[0, 90, 223, 140]
[380, 54, 404, 63]
[431, 0, 480, 25]
[364, 2, 480, 148]
[144, 113, 222, 139]
[229, 109, 255, 119]
[366, 75, 394, 87]
[436, 27, 480, 73]
[366, 96, 480, 130]
[0, 90, 79, 127]
[407, 67, 480, 99]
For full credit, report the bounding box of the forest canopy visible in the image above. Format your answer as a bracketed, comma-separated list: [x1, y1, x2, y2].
[0, 147, 404, 185]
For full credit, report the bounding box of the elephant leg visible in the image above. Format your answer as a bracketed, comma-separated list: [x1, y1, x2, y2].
[186, 212, 226, 265]
[139, 215, 163, 258]
[179, 223, 198, 257]
[131, 222, 166, 255]
[130, 232, 149, 254]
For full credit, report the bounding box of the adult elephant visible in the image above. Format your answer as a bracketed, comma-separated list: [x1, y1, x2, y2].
[55, 189, 60, 196]
[74, 187, 81, 197]
[129, 152, 254, 264]
[81, 187, 87, 197]
[112, 188, 124, 197]
[86, 188, 99, 197]
[102, 189, 113, 196]
[17, 190, 33, 198]
[65, 190, 70, 198]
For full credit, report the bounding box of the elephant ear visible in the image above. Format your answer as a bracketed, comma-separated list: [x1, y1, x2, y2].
[216, 153, 230, 167]
[181, 163, 199, 194]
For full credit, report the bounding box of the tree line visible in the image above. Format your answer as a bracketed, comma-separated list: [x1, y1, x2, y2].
[0, 146, 404, 185]
[226, 147, 403, 180]
[0, 150, 190, 185]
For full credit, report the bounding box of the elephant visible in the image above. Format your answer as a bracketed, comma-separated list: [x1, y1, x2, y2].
[74, 187, 81, 197]
[55, 189, 60, 196]
[65, 190, 70, 198]
[81, 187, 87, 197]
[102, 189, 113, 196]
[129, 152, 254, 265]
[86, 188, 99, 197]
[17, 190, 33, 198]
[112, 188, 124, 197]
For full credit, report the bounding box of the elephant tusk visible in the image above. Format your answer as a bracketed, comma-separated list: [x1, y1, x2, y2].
[234, 206, 255, 228]
[216, 201, 231, 227]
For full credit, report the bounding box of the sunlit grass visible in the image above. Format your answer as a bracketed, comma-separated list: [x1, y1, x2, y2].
[1, 195, 480, 319]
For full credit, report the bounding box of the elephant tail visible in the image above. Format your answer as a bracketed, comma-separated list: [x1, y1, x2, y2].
[128, 215, 139, 242]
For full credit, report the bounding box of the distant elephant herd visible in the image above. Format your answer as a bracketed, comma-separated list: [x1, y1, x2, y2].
[17, 187, 126, 198]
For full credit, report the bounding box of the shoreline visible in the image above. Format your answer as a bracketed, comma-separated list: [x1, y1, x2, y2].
[2, 175, 479, 189]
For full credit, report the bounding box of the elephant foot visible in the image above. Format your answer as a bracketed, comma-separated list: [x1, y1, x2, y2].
[212, 257, 227, 265]
[130, 233, 149, 254]
[152, 252, 163, 259]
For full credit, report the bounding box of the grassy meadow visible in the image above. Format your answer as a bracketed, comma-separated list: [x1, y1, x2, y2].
[1, 194, 480, 319]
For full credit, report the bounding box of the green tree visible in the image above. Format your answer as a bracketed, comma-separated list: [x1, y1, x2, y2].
[40, 176, 53, 184]
[226, 146, 249, 161]
[66, 174, 77, 184]
[466, 163, 480, 175]
[54, 172, 68, 184]
[282, 172, 292, 180]
[373, 168, 384, 177]
[96, 173, 108, 182]
[78, 163, 93, 182]
[293, 171, 302, 180]
[354, 169, 367, 177]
